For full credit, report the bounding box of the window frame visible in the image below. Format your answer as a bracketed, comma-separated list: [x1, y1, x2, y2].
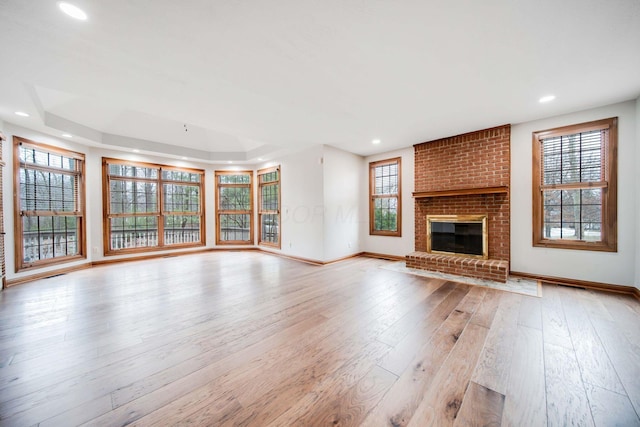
[13, 136, 87, 271]
[532, 117, 617, 252]
[257, 166, 281, 248]
[215, 170, 254, 245]
[369, 157, 402, 237]
[102, 158, 205, 255]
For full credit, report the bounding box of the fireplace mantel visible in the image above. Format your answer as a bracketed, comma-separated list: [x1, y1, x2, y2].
[412, 186, 508, 199]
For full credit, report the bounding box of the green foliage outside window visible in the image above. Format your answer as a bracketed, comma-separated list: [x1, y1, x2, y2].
[105, 159, 204, 251]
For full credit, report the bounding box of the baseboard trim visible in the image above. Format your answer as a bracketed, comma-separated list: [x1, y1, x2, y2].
[257, 249, 324, 266]
[510, 271, 638, 298]
[323, 252, 366, 265]
[5, 263, 93, 287]
[361, 252, 406, 262]
[257, 248, 365, 266]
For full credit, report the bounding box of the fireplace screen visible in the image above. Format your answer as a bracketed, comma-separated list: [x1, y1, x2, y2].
[427, 215, 488, 259]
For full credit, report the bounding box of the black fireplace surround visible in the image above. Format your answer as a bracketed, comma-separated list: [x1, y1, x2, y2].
[427, 215, 488, 259]
[431, 222, 483, 256]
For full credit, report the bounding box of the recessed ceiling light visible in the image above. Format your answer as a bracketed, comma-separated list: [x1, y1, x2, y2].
[227, 161, 233, 164]
[14, 111, 30, 117]
[132, 149, 140, 153]
[181, 156, 188, 160]
[372, 139, 381, 145]
[62, 133, 73, 138]
[58, 2, 88, 20]
[257, 158, 264, 161]
[539, 95, 556, 103]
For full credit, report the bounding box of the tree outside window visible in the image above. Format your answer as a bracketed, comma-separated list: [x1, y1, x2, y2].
[215, 171, 253, 244]
[14, 137, 86, 271]
[532, 117, 617, 252]
[103, 159, 204, 254]
[258, 166, 280, 247]
[369, 157, 402, 237]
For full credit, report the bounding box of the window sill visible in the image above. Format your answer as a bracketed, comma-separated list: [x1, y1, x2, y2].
[533, 240, 616, 252]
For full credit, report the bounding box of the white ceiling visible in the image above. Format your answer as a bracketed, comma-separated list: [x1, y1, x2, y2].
[1, 0, 639, 162]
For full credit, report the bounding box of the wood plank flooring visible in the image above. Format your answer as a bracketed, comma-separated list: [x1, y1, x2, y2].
[0, 252, 639, 426]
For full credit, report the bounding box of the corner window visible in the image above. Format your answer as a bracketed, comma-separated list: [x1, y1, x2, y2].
[215, 171, 253, 244]
[532, 117, 617, 251]
[369, 157, 402, 236]
[257, 166, 280, 248]
[14, 137, 86, 271]
[103, 158, 205, 254]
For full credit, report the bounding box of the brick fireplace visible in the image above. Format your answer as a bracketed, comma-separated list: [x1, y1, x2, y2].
[407, 125, 510, 282]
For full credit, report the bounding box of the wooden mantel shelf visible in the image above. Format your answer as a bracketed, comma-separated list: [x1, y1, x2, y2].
[412, 186, 509, 198]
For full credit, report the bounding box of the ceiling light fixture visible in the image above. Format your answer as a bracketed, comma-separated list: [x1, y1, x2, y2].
[539, 94, 556, 103]
[133, 149, 140, 153]
[14, 111, 30, 117]
[58, 2, 88, 20]
[372, 139, 381, 145]
[181, 157, 188, 160]
[62, 133, 73, 138]
[227, 161, 233, 164]
[257, 158, 264, 161]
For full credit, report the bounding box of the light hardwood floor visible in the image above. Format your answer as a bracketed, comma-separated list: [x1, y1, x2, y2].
[0, 252, 639, 426]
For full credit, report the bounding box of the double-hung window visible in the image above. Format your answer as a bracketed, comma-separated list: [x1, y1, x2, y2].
[369, 157, 402, 236]
[257, 166, 280, 247]
[532, 117, 617, 251]
[215, 171, 253, 244]
[14, 137, 86, 271]
[103, 158, 204, 254]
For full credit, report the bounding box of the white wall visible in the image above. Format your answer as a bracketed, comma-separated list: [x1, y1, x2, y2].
[511, 100, 637, 287]
[360, 147, 415, 258]
[271, 145, 325, 262]
[322, 145, 363, 261]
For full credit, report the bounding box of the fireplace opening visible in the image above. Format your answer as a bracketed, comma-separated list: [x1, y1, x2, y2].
[427, 215, 488, 259]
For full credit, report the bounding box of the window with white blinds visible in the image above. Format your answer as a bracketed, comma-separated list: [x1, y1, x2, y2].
[532, 118, 617, 251]
[14, 137, 86, 270]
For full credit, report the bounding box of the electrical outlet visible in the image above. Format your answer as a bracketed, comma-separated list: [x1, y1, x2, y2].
[92, 246, 99, 255]
[348, 242, 351, 248]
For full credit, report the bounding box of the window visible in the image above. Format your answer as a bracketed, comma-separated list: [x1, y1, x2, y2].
[369, 157, 402, 236]
[257, 166, 280, 247]
[215, 171, 253, 244]
[14, 137, 86, 271]
[103, 158, 205, 254]
[532, 117, 617, 252]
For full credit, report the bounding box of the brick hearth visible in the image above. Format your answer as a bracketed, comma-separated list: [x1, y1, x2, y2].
[406, 252, 509, 283]
[410, 125, 510, 282]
